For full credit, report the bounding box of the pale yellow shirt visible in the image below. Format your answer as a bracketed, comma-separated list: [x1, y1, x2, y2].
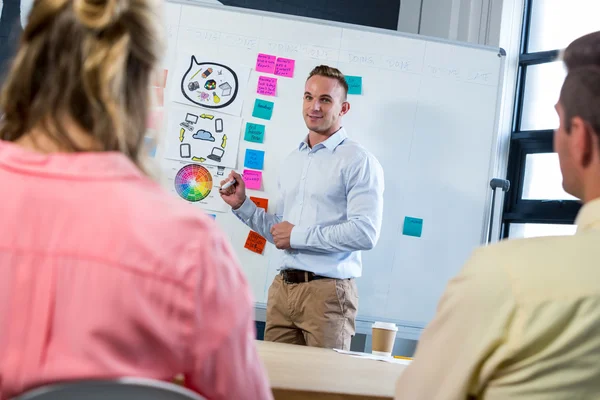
[395, 199, 600, 400]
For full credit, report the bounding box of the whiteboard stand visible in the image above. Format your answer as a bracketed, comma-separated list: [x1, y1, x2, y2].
[487, 178, 510, 244]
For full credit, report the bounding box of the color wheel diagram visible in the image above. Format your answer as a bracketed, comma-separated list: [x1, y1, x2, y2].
[174, 164, 213, 202]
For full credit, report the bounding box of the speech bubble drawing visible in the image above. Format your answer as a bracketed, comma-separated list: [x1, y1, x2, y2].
[180, 57, 239, 110]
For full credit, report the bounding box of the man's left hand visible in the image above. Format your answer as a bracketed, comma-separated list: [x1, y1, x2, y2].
[271, 221, 295, 250]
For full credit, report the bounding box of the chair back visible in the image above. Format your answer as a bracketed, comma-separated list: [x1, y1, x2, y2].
[15, 377, 206, 400]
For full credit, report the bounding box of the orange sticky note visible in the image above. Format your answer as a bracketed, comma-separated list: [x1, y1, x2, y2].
[245, 231, 267, 255]
[250, 196, 269, 211]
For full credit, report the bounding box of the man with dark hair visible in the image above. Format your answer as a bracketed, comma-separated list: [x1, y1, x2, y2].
[554, 66, 600, 201]
[220, 65, 384, 350]
[563, 30, 600, 70]
[395, 39, 600, 398]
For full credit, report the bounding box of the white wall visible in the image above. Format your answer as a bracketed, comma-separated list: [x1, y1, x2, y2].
[398, 0, 508, 47]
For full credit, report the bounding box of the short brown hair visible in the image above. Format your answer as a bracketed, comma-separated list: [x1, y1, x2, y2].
[0, 0, 164, 168]
[563, 31, 600, 70]
[559, 66, 600, 137]
[307, 65, 348, 99]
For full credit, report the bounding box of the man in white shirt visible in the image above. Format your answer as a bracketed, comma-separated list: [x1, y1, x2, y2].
[395, 33, 600, 399]
[220, 65, 384, 350]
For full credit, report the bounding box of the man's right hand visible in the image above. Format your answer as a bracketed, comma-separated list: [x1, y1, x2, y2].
[219, 170, 246, 210]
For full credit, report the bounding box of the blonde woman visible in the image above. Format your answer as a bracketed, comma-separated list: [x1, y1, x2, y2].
[0, 1, 271, 399]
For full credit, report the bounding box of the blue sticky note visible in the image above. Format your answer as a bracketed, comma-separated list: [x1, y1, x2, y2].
[252, 99, 274, 120]
[403, 217, 423, 238]
[144, 136, 157, 158]
[345, 76, 362, 95]
[244, 123, 265, 143]
[244, 149, 265, 170]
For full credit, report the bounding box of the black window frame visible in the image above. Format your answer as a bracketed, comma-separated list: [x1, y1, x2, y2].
[501, 0, 582, 238]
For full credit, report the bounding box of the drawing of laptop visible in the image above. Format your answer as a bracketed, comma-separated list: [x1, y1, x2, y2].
[180, 113, 199, 131]
[207, 147, 224, 162]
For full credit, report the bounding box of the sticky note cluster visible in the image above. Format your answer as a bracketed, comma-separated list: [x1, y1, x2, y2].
[403, 217, 423, 238]
[250, 196, 269, 211]
[256, 53, 277, 73]
[248, 54, 293, 199]
[244, 123, 265, 143]
[245, 231, 267, 254]
[252, 99, 274, 120]
[257, 76, 277, 96]
[243, 169, 262, 190]
[245, 149, 265, 170]
[345, 75, 363, 95]
[144, 136, 157, 158]
[275, 57, 295, 77]
[255, 54, 295, 78]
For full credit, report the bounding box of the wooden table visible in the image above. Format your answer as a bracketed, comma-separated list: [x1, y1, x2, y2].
[256, 341, 407, 400]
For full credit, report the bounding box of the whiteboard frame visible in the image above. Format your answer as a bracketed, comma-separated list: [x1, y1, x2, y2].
[167, 0, 503, 54]
[165, 0, 509, 337]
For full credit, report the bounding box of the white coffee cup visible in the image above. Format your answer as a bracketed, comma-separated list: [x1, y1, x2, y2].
[371, 321, 398, 357]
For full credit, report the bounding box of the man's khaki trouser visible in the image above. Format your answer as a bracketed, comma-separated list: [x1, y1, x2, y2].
[264, 274, 359, 350]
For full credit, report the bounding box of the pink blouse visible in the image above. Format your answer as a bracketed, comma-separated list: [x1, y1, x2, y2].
[0, 141, 272, 400]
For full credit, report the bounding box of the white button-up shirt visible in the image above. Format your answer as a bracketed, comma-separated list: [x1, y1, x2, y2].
[233, 128, 384, 279]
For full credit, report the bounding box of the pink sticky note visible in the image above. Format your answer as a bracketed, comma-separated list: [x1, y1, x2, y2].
[243, 169, 262, 190]
[257, 76, 277, 96]
[146, 108, 164, 130]
[275, 57, 295, 78]
[256, 53, 277, 74]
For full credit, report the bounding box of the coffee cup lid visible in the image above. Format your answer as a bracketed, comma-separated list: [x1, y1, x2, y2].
[372, 321, 398, 331]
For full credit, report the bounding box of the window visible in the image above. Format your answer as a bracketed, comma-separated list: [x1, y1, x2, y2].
[508, 223, 577, 239]
[522, 153, 577, 201]
[519, 62, 565, 131]
[501, 0, 583, 239]
[528, 0, 600, 53]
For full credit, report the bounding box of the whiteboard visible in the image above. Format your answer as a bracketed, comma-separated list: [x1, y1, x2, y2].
[155, 0, 505, 329]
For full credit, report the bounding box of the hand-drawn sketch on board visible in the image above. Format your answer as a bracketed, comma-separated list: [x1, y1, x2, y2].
[161, 159, 229, 213]
[173, 54, 250, 117]
[165, 104, 242, 169]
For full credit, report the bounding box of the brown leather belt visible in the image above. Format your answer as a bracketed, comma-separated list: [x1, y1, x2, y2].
[280, 269, 329, 284]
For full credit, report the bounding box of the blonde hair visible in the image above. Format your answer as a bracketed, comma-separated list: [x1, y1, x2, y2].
[0, 0, 164, 167]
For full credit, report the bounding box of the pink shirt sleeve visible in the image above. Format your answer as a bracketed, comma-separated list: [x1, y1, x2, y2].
[184, 230, 273, 400]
